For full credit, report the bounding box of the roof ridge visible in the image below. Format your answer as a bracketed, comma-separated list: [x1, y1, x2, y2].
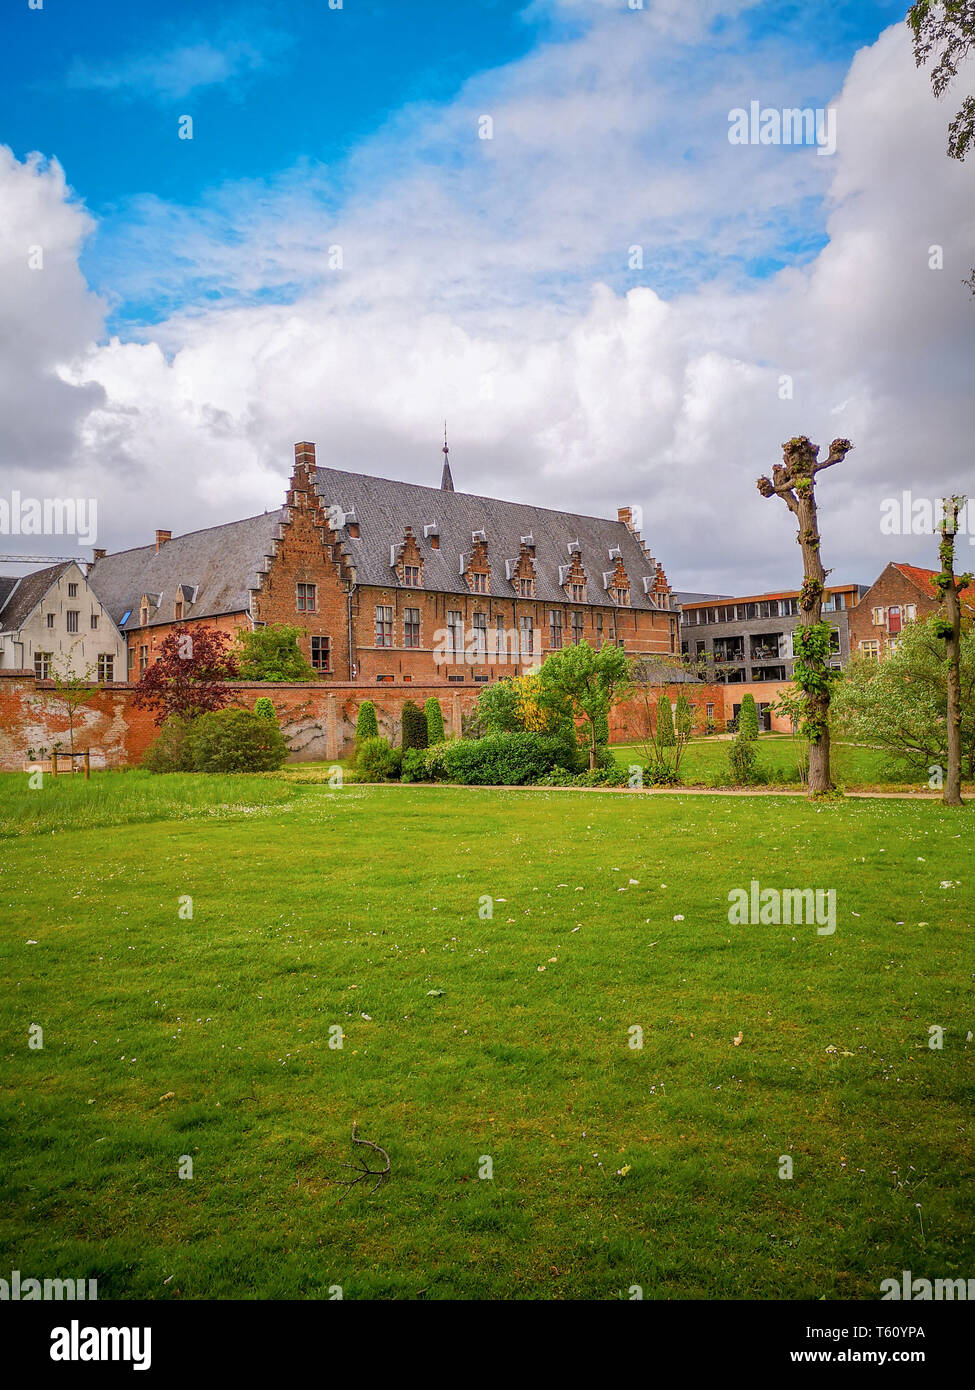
[94, 508, 286, 562]
[312, 464, 630, 531]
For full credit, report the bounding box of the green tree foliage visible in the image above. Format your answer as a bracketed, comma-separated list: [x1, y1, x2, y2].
[674, 691, 694, 741]
[908, 1, 975, 162]
[738, 692, 759, 740]
[234, 625, 315, 682]
[536, 641, 632, 771]
[424, 697, 446, 744]
[727, 733, 763, 785]
[354, 700, 379, 746]
[253, 696, 277, 720]
[401, 700, 429, 750]
[833, 617, 975, 780]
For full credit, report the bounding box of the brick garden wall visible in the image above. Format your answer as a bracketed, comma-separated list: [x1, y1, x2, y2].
[0, 672, 729, 770]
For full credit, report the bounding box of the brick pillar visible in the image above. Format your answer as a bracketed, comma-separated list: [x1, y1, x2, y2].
[326, 694, 338, 761]
[451, 692, 462, 738]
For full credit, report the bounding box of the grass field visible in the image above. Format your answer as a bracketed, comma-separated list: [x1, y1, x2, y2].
[1, 771, 973, 1299]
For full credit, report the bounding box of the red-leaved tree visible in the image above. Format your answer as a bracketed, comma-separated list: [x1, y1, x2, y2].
[132, 625, 239, 725]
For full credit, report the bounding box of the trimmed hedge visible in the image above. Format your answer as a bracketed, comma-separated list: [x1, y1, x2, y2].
[401, 700, 429, 750]
[433, 730, 581, 785]
[424, 697, 446, 745]
[253, 696, 277, 720]
[355, 701, 379, 745]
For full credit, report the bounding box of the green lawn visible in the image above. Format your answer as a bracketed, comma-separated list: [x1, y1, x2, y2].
[611, 735, 957, 791]
[1, 772, 972, 1299]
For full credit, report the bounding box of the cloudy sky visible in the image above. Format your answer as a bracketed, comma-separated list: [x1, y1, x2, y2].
[0, 0, 973, 593]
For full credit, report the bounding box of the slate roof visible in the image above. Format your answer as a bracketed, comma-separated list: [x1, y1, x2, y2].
[88, 511, 285, 632]
[0, 563, 71, 633]
[888, 563, 975, 614]
[314, 467, 668, 609]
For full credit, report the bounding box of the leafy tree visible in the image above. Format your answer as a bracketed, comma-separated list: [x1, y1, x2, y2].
[832, 616, 974, 782]
[253, 696, 277, 720]
[141, 716, 197, 773]
[425, 696, 446, 744]
[757, 435, 853, 795]
[656, 693, 676, 747]
[908, 2, 975, 291]
[473, 672, 573, 739]
[132, 625, 238, 726]
[401, 699, 429, 750]
[536, 640, 632, 771]
[908, 2, 975, 161]
[674, 691, 694, 743]
[727, 733, 763, 785]
[234, 624, 315, 682]
[935, 496, 973, 804]
[48, 654, 101, 756]
[738, 692, 759, 741]
[354, 700, 379, 746]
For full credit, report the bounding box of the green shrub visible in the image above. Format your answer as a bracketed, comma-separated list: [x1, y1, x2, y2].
[234, 624, 315, 682]
[355, 701, 379, 746]
[355, 735, 402, 781]
[727, 733, 765, 784]
[188, 709, 289, 772]
[435, 730, 582, 785]
[424, 697, 446, 745]
[401, 747, 431, 782]
[643, 764, 683, 787]
[141, 716, 197, 773]
[401, 700, 429, 750]
[656, 694, 676, 747]
[253, 697, 277, 721]
[738, 692, 760, 740]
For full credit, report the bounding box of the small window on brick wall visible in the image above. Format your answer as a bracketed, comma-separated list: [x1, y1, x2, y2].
[549, 610, 563, 649]
[297, 583, 317, 613]
[375, 606, 393, 647]
[571, 611, 584, 644]
[469, 572, 487, 593]
[403, 566, 420, 587]
[404, 608, 420, 647]
[311, 636, 331, 671]
[516, 577, 533, 597]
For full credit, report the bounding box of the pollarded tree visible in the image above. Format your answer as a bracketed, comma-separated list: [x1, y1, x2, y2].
[934, 496, 973, 806]
[132, 625, 239, 726]
[234, 624, 315, 682]
[757, 435, 853, 796]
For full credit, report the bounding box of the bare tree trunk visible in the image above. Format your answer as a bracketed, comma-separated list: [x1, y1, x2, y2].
[757, 436, 853, 799]
[939, 499, 969, 808]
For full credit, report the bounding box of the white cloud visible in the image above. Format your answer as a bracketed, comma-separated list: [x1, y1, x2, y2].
[2, 17, 974, 593]
[64, 32, 285, 101]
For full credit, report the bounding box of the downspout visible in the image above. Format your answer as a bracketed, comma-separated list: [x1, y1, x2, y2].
[347, 579, 357, 681]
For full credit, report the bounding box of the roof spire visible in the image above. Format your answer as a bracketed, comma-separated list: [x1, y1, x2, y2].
[440, 420, 454, 492]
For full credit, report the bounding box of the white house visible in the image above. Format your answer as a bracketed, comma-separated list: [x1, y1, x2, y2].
[0, 562, 126, 681]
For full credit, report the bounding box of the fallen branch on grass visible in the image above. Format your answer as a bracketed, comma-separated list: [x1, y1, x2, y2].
[336, 1121, 390, 1198]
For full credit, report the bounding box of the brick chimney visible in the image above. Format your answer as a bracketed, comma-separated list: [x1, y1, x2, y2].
[92, 548, 106, 561]
[617, 506, 632, 527]
[294, 441, 317, 471]
[155, 530, 171, 552]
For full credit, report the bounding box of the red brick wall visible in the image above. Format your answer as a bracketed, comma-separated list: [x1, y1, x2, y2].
[0, 672, 730, 769]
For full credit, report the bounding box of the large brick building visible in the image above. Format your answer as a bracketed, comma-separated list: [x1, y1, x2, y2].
[87, 441, 679, 685]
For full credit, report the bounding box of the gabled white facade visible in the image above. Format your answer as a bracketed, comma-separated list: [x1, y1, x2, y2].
[0, 563, 127, 681]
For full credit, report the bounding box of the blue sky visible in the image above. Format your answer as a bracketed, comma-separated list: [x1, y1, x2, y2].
[1, 0, 972, 592]
[2, 0, 907, 328]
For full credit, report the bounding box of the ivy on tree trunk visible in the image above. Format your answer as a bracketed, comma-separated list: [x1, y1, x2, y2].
[934, 497, 972, 807]
[756, 435, 853, 797]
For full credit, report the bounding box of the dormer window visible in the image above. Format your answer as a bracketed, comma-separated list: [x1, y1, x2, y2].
[140, 604, 149, 627]
[403, 565, 420, 587]
[570, 583, 585, 602]
[175, 600, 184, 621]
[515, 577, 534, 598]
[614, 587, 630, 606]
[470, 572, 487, 593]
